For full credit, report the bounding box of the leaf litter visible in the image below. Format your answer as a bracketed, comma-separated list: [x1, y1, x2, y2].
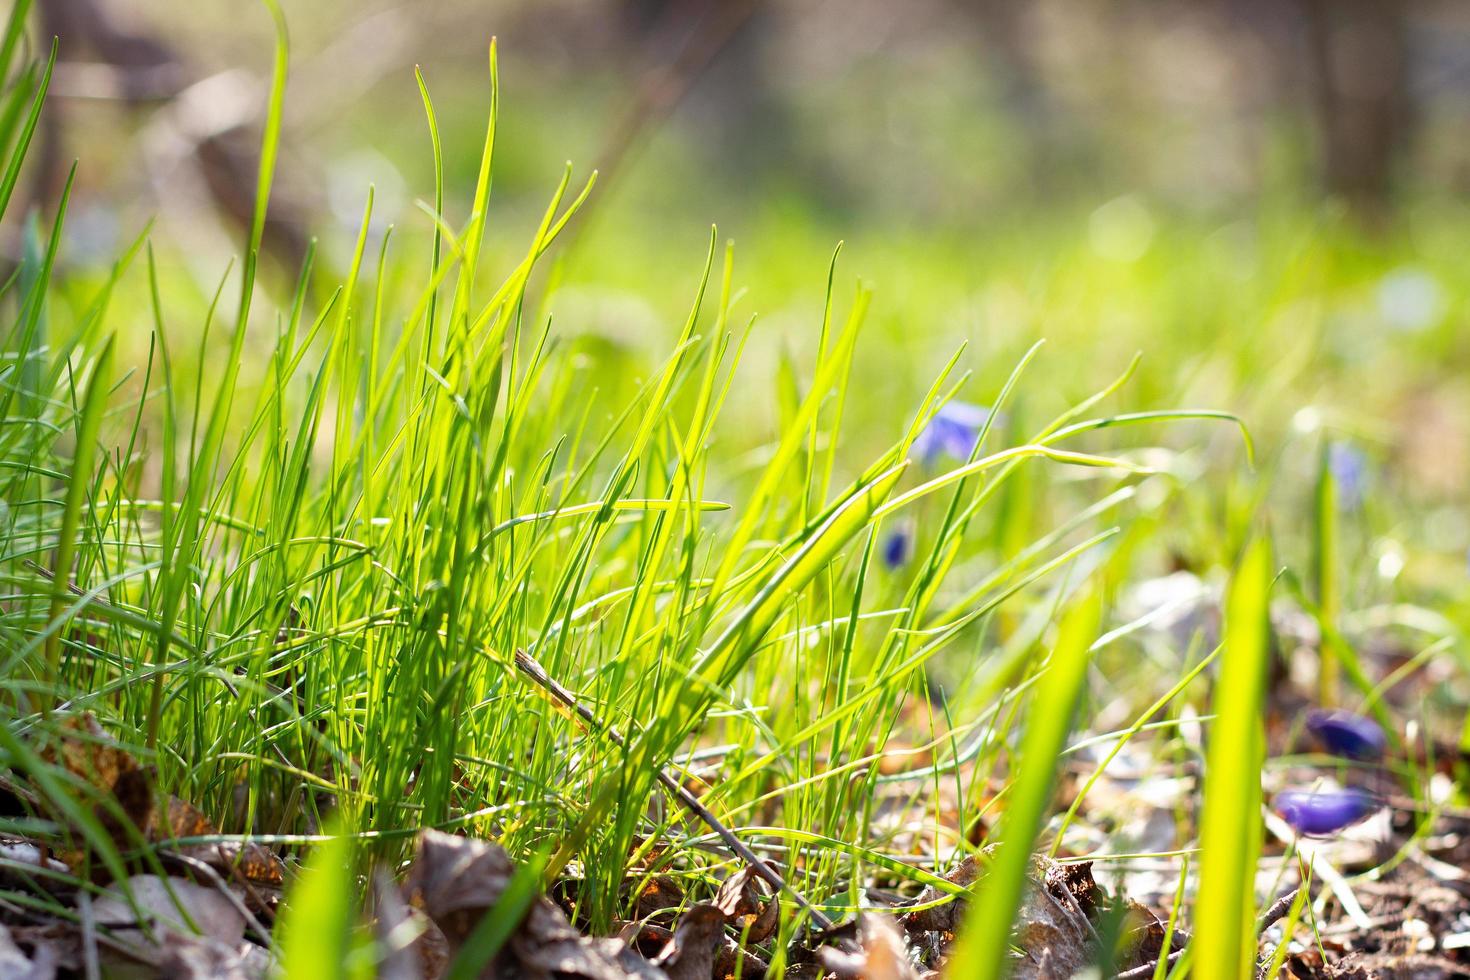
[2, 595, 1469, 980]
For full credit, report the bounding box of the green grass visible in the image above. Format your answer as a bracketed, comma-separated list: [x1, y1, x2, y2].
[1192, 538, 1272, 978]
[2, 6, 1469, 978]
[947, 590, 1100, 978]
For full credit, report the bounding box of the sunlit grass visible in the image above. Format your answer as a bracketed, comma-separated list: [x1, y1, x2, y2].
[1, 4, 1467, 976]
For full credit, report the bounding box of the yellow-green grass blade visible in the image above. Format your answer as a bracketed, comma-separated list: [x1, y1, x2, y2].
[278, 828, 356, 979]
[947, 590, 1101, 980]
[1193, 537, 1273, 978]
[1314, 440, 1340, 706]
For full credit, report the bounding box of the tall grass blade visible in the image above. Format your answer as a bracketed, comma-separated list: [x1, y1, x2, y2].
[947, 590, 1102, 979]
[1193, 537, 1273, 978]
[43, 334, 115, 702]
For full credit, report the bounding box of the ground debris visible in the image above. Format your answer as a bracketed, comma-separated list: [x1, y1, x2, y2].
[0, 921, 63, 979]
[405, 829, 664, 980]
[887, 848, 1180, 978]
[715, 867, 779, 945]
[19, 712, 286, 897]
[1276, 855, 1470, 979]
[651, 904, 726, 980]
[816, 914, 921, 980]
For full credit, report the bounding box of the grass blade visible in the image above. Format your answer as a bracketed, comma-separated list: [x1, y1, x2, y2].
[947, 590, 1102, 979]
[43, 334, 115, 702]
[1193, 537, 1273, 978]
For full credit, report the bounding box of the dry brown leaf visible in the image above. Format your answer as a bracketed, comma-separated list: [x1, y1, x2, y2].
[39, 713, 154, 846]
[898, 850, 1101, 976]
[816, 914, 918, 980]
[628, 874, 686, 922]
[999, 860, 1095, 980]
[29, 714, 286, 896]
[375, 868, 442, 980]
[713, 868, 777, 945]
[153, 937, 272, 980]
[404, 828, 520, 947]
[158, 797, 286, 888]
[404, 829, 664, 980]
[898, 854, 983, 934]
[652, 904, 725, 980]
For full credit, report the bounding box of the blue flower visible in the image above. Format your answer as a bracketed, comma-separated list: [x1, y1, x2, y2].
[1273, 787, 1379, 837]
[1305, 709, 1386, 761]
[912, 401, 991, 466]
[881, 527, 912, 570]
[1328, 443, 1367, 509]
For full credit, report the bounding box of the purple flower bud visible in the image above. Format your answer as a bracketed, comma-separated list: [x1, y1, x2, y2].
[1305, 709, 1386, 761]
[881, 527, 912, 570]
[912, 401, 991, 466]
[1273, 787, 1379, 836]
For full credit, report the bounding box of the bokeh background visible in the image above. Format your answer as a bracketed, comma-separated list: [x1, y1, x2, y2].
[16, 0, 1470, 604]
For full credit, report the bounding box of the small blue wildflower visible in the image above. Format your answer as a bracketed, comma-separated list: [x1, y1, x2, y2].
[1273, 787, 1379, 837]
[881, 527, 912, 570]
[1328, 443, 1367, 509]
[1305, 709, 1386, 761]
[912, 401, 991, 466]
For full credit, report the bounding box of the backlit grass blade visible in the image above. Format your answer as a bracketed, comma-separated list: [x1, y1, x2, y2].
[946, 590, 1101, 980]
[0, 37, 53, 222]
[43, 334, 115, 701]
[0, 0, 32, 88]
[697, 460, 909, 689]
[1314, 439, 1340, 706]
[1193, 537, 1273, 978]
[277, 828, 355, 979]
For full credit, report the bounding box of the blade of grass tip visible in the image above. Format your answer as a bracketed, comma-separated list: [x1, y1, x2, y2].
[148, 0, 286, 749]
[1153, 855, 1189, 980]
[450, 37, 499, 322]
[415, 66, 445, 336]
[276, 825, 355, 980]
[1193, 537, 1273, 979]
[946, 590, 1102, 980]
[44, 335, 115, 708]
[0, 0, 33, 87]
[1314, 439, 1339, 706]
[0, 37, 54, 222]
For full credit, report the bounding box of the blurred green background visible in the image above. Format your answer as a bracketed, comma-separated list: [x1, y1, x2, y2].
[16, 0, 1470, 614]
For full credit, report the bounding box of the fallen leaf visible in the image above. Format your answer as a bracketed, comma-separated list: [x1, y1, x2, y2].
[652, 904, 725, 980]
[898, 855, 983, 934]
[39, 713, 154, 847]
[376, 868, 443, 980]
[816, 914, 918, 980]
[899, 849, 1100, 976]
[405, 829, 664, 980]
[628, 874, 686, 922]
[0, 922, 58, 980]
[154, 937, 272, 980]
[158, 797, 286, 888]
[714, 868, 777, 944]
[91, 874, 247, 949]
[404, 829, 520, 948]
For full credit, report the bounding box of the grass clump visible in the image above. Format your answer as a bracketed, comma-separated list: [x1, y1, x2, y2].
[2, 7, 1394, 978]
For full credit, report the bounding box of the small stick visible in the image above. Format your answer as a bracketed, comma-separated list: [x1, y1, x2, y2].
[1258, 886, 1301, 932]
[513, 649, 835, 931]
[1116, 948, 1184, 980]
